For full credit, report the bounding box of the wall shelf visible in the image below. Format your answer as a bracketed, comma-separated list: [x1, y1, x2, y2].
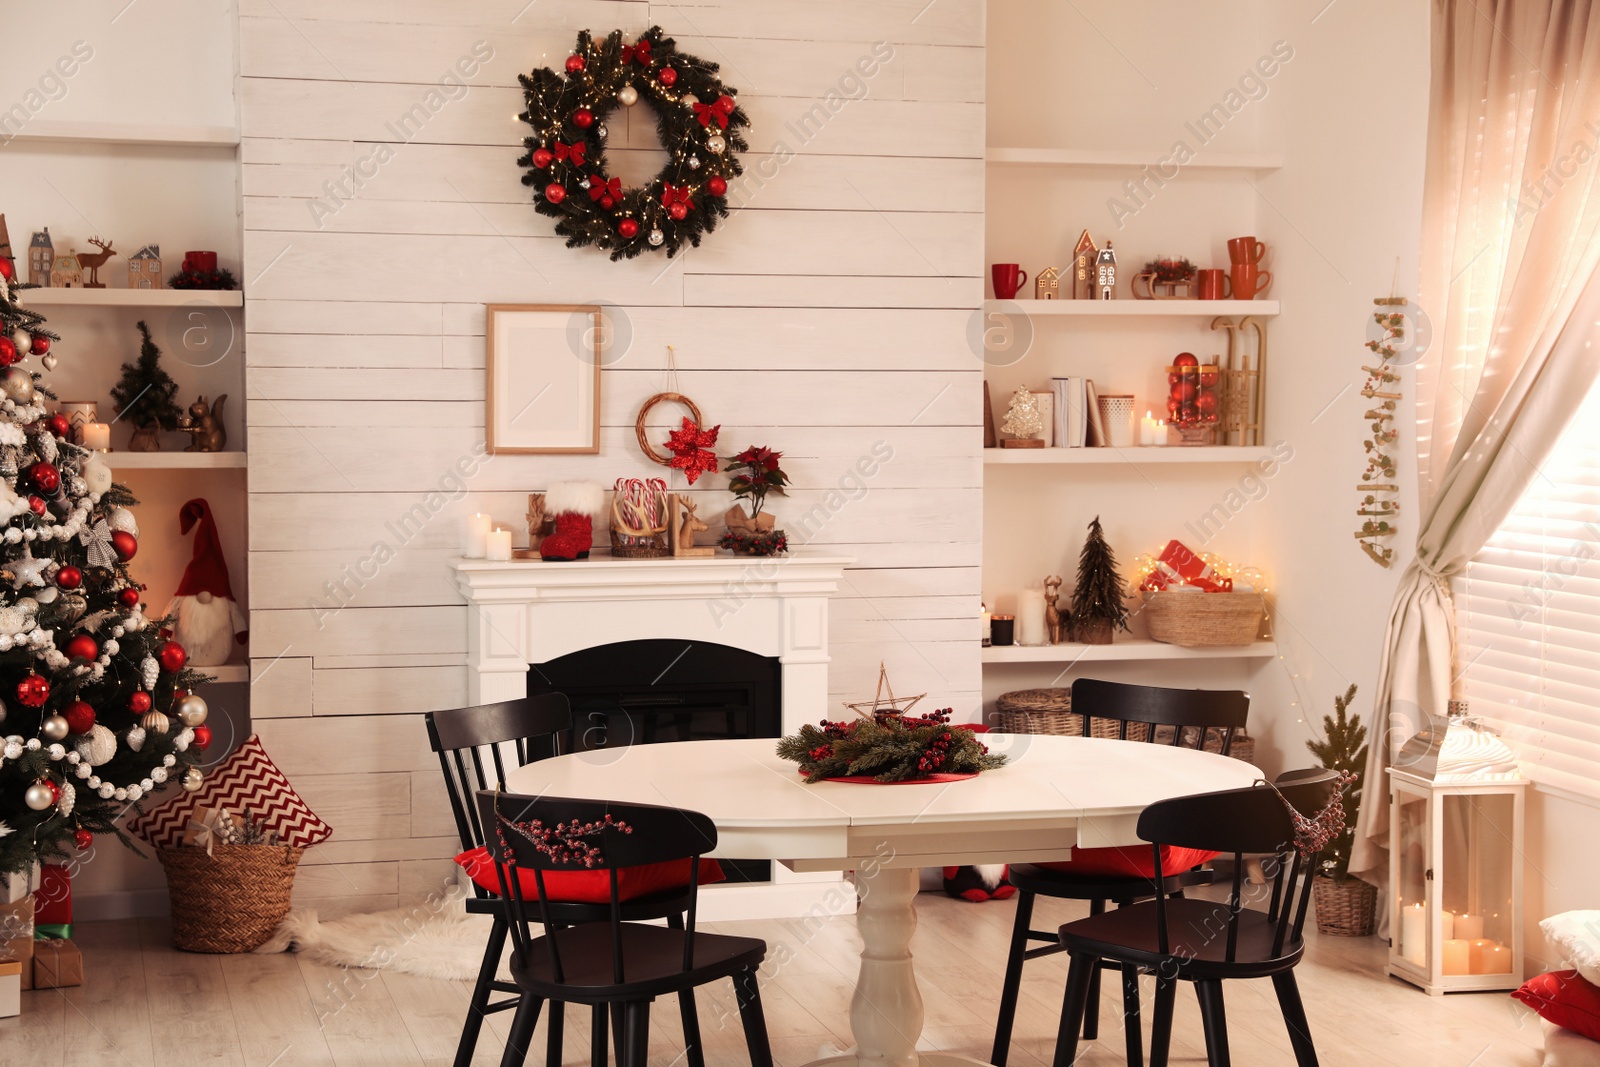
[985, 446, 1274, 466]
[983, 639, 1277, 664]
[3, 121, 240, 148]
[986, 147, 1284, 171]
[106, 452, 246, 470]
[23, 288, 243, 308]
[983, 299, 1278, 317]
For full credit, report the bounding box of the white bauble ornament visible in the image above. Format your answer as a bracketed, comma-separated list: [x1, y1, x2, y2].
[175, 693, 208, 726]
[617, 85, 638, 106]
[140, 710, 169, 734]
[46, 743, 63, 761]
[648, 229, 665, 246]
[124, 725, 146, 752]
[40, 714, 69, 742]
[687, 155, 701, 169]
[107, 508, 138, 536]
[707, 134, 726, 154]
[25, 781, 55, 810]
[74, 762, 90, 779]
[681, 93, 700, 108]
[57, 780, 75, 816]
[2, 741, 20, 761]
[81, 455, 112, 496]
[182, 766, 204, 792]
[0, 368, 33, 403]
[151, 767, 167, 783]
[24, 737, 39, 751]
[75, 724, 117, 766]
[11, 330, 29, 356]
[40, 354, 57, 372]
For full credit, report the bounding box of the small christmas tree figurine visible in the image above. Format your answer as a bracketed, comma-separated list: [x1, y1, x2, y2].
[1069, 516, 1129, 644]
[1306, 684, 1367, 883]
[1000, 385, 1043, 445]
[110, 321, 183, 452]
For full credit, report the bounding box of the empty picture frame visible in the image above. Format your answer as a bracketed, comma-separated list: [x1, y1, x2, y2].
[486, 304, 602, 454]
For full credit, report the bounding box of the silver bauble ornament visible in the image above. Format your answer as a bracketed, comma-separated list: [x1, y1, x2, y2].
[75, 723, 117, 766]
[595, 122, 608, 142]
[648, 229, 665, 247]
[40, 713, 69, 742]
[182, 766, 204, 792]
[681, 93, 700, 108]
[176, 693, 208, 727]
[140, 709, 170, 735]
[1, 367, 34, 403]
[125, 725, 146, 752]
[687, 156, 701, 170]
[12, 330, 29, 355]
[40, 354, 57, 372]
[25, 780, 55, 810]
[617, 85, 638, 107]
[578, 177, 591, 190]
[707, 134, 726, 155]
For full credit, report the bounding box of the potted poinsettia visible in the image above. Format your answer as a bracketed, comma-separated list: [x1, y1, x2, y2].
[720, 445, 789, 556]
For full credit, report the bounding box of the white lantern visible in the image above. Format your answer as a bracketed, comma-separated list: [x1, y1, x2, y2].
[1386, 703, 1527, 995]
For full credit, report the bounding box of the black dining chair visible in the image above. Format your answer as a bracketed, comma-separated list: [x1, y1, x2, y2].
[426, 696, 707, 1067]
[1051, 769, 1339, 1067]
[477, 789, 774, 1067]
[992, 678, 1250, 1067]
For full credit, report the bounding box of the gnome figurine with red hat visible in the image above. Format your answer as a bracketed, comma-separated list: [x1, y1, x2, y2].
[165, 498, 247, 666]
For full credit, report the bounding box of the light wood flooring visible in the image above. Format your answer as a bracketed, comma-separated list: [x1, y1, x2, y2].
[1, 888, 1545, 1066]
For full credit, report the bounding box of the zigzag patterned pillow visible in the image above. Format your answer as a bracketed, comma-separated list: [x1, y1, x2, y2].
[127, 734, 332, 850]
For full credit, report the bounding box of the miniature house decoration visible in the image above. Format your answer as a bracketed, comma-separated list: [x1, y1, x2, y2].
[1035, 265, 1061, 300]
[1072, 230, 1098, 299]
[1386, 704, 1527, 996]
[128, 245, 161, 289]
[50, 249, 83, 288]
[0, 215, 12, 278]
[28, 230, 52, 287]
[1096, 242, 1118, 299]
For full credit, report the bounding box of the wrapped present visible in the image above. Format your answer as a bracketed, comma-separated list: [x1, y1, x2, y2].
[34, 923, 70, 940]
[32, 937, 82, 989]
[0, 958, 20, 1018]
[33, 864, 71, 927]
[1141, 539, 1233, 593]
[1, 866, 39, 905]
[0, 896, 33, 991]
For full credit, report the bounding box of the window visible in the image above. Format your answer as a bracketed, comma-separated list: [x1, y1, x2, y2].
[1455, 381, 1600, 800]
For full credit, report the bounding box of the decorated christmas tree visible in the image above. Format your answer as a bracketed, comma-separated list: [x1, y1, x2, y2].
[0, 265, 208, 875]
[1306, 684, 1367, 883]
[1069, 515, 1130, 644]
[110, 321, 183, 447]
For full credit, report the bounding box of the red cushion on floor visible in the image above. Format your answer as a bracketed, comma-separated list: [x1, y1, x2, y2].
[1036, 845, 1218, 879]
[455, 846, 724, 904]
[1512, 970, 1600, 1043]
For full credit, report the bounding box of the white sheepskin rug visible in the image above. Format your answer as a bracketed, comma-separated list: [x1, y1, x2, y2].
[255, 877, 508, 981]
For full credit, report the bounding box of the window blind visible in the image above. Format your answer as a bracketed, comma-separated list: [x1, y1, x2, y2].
[1455, 383, 1600, 800]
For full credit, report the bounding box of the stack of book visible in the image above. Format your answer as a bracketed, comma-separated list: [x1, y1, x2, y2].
[1051, 377, 1108, 448]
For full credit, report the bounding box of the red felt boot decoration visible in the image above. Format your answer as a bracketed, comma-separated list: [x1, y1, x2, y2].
[539, 513, 593, 561]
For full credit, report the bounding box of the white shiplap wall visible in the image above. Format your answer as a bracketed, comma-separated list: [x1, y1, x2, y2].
[240, 0, 983, 911]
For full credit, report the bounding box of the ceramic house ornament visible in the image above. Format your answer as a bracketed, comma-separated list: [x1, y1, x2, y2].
[50, 249, 82, 289]
[28, 230, 52, 287]
[128, 245, 161, 289]
[1035, 265, 1061, 300]
[1095, 241, 1118, 299]
[1072, 229, 1098, 299]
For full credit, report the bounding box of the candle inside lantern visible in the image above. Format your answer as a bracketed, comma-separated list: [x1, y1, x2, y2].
[1401, 903, 1427, 967]
[1442, 938, 1471, 975]
[1453, 913, 1484, 941]
[485, 526, 513, 561]
[462, 512, 491, 558]
[1016, 589, 1047, 646]
[1441, 911, 1456, 940]
[1477, 941, 1511, 974]
[81, 422, 111, 451]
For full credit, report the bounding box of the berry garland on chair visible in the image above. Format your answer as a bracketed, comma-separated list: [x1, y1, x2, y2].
[518, 27, 749, 260]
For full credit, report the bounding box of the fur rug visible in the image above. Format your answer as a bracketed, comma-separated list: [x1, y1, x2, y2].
[256, 879, 507, 981]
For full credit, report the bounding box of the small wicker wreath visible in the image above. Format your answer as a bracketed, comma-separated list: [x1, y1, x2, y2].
[635, 391, 704, 466]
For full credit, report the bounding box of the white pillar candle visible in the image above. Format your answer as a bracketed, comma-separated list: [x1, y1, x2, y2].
[485, 526, 513, 561]
[980, 608, 992, 645]
[1016, 589, 1047, 646]
[1442, 938, 1471, 975]
[1400, 903, 1427, 967]
[1155, 419, 1169, 446]
[1441, 911, 1456, 941]
[1453, 913, 1484, 941]
[462, 512, 491, 558]
[81, 422, 110, 451]
[1477, 941, 1511, 974]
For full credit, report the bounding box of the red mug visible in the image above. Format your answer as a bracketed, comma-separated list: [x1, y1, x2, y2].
[182, 251, 218, 274]
[1227, 237, 1266, 264]
[1229, 263, 1272, 300]
[1196, 269, 1232, 300]
[991, 263, 1028, 300]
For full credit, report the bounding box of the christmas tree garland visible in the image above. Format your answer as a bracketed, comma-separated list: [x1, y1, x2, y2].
[778, 708, 1006, 784]
[517, 26, 749, 260]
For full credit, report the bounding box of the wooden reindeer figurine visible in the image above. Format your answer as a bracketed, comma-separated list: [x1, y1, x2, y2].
[177, 394, 227, 452]
[525, 493, 550, 551]
[75, 238, 117, 288]
[669, 493, 714, 557]
[1044, 575, 1065, 645]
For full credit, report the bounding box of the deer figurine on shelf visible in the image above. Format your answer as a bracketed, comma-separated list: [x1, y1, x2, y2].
[1044, 574, 1065, 645]
[74, 238, 117, 289]
[669, 493, 714, 557]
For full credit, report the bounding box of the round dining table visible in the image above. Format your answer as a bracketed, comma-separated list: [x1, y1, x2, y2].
[505, 733, 1262, 1067]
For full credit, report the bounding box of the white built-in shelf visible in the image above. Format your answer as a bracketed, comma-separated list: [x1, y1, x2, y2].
[983, 639, 1278, 665]
[23, 288, 243, 308]
[986, 147, 1284, 171]
[196, 664, 249, 684]
[4, 121, 240, 148]
[105, 452, 246, 470]
[983, 299, 1278, 317]
[986, 446, 1273, 466]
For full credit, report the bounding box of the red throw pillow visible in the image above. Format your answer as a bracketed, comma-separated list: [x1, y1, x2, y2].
[1037, 845, 1218, 879]
[455, 845, 725, 904]
[1512, 970, 1600, 1042]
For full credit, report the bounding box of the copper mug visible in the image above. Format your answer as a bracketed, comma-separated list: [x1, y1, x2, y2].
[991, 263, 1028, 300]
[1229, 263, 1272, 300]
[1227, 236, 1266, 264]
[1196, 269, 1232, 300]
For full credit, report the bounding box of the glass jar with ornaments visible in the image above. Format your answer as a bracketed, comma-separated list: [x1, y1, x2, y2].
[1165, 352, 1222, 445]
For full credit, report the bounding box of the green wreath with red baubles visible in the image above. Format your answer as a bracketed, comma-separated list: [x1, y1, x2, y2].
[518, 27, 749, 260]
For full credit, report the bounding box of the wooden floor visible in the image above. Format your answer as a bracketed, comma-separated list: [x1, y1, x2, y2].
[1, 887, 1544, 1066]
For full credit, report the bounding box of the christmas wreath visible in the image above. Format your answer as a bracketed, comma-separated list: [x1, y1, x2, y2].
[778, 709, 1007, 784]
[517, 26, 749, 260]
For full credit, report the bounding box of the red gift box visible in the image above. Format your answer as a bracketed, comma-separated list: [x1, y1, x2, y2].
[1142, 540, 1233, 593]
[32, 865, 70, 927]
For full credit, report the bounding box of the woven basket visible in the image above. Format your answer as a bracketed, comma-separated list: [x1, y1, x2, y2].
[1312, 875, 1378, 937]
[158, 844, 304, 953]
[1144, 590, 1265, 647]
[1201, 729, 1256, 765]
[992, 689, 1150, 742]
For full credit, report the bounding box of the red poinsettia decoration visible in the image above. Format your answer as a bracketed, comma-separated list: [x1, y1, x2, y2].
[665, 418, 721, 483]
[725, 445, 788, 518]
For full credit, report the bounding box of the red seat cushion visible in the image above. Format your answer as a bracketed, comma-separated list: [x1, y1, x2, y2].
[1512, 970, 1600, 1043]
[455, 845, 725, 904]
[1037, 845, 1219, 880]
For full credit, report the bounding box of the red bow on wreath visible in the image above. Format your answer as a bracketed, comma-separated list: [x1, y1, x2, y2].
[693, 102, 729, 129]
[553, 140, 586, 166]
[621, 37, 652, 65]
[661, 183, 694, 210]
[665, 417, 721, 484]
[588, 176, 623, 203]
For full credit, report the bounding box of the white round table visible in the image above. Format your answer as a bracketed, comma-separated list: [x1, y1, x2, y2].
[506, 734, 1261, 1067]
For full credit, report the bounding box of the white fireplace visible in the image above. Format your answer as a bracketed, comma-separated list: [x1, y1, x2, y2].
[450, 550, 856, 920]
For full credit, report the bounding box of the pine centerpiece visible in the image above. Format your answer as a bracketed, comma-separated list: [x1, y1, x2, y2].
[1307, 684, 1378, 936]
[1070, 516, 1130, 644]
[778, 708, 1006, 784]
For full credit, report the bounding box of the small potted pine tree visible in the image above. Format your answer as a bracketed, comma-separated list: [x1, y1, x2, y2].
[1308, 684, 1378, 935]
[1069, 516, 1129, 644]
[110, 320, 183, 451]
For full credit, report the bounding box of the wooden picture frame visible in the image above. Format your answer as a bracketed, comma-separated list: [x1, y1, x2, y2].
[486, 304, 602, 454]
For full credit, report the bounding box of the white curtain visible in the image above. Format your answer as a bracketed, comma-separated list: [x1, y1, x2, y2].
[1352, 0, 1600, 879]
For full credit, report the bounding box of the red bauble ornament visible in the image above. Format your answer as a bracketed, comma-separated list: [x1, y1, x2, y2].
[1170, 380, 1196, 403]
[0, 259, 12, 281]
[1199, 369, 1219, 387]
[715, 94, 736, 115]
[707, 176, 727, 197]
[55, 565, 83, 590]
[65, 635, 98, 662]
[63, 700, 95, 734]
[119, 587, 140, 607]
[668, 202, 688, 221]
[158, 640, 187, 673]
[1166, 397, 1182, 416]
[29, 462, 59, 494]
[28, 496, 45, 517]
[47, 414, 71, 438]
[74, 828, 93, 850]
[618, 219, 640, 238]
[1180, 403, 1199, 423]
[28, 334, 48, 355]
[658, 66, 678, 86]
[599, 195, 615, 209]
[43, 779, 60, 804]
[111, 530, 138, 561]
[1173, 352, 1199, 368]
[572, 108, 594, 128]
[531, 147, 554, 168]
[0, 338, 16, 367]
[193, 725, 212, 750]
[16, 674, 48, 708]
[1195, 391, 1219, 415]
[129, 691, 152, 714]
[1167, 372, 1182, 386]
[544, 182, 567, 204]
[565, 54, 586, 73]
